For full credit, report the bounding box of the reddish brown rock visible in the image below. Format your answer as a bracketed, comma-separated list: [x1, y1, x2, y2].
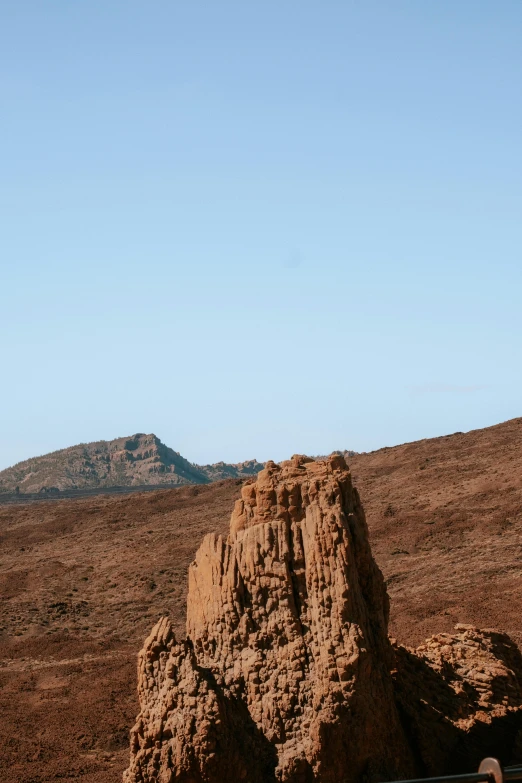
[124, 456, 522, 783]
[124, 455, 415, 783]
[393, 625, 522, 775]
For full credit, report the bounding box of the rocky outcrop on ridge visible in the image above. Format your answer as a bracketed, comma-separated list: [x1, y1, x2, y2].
[197, 458, 265, 482]
[124, 455, 522, 783]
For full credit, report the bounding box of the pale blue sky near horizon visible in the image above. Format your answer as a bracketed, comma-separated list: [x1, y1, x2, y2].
[1, 1, 521, 470]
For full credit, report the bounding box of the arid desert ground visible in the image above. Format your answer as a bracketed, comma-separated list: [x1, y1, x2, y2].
[1, 417, 522, 782]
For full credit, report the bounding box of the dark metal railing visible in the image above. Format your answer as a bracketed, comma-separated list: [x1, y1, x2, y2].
[389, 759, 522, 783]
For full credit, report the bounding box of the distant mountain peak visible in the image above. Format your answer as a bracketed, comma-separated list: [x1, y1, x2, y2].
[0, 434, 265, 494]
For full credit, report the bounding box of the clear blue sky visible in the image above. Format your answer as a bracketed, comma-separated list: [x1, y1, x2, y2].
[1, 1, 521, 470]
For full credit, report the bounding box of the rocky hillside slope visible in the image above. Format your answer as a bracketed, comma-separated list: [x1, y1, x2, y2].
[0, 433, 264, 493]
[349, 415, 522, 647]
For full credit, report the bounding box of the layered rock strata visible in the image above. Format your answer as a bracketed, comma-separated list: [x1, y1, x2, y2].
[124, 455, 522, 783]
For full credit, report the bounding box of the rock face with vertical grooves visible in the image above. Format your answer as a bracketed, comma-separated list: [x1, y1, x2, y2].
[123, 455, 522, 783]
[124, 455, 415, 782]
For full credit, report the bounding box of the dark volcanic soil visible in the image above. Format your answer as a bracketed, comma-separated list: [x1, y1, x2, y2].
[1, 417, 522, 782]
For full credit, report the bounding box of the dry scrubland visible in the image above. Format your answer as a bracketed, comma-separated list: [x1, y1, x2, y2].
[1, 417, 522, 782]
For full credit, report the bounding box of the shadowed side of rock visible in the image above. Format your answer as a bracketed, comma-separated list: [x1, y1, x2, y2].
[393, 625, 522, 775]
[124, 617, 277, 783]
[124, 455, 415, 783]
